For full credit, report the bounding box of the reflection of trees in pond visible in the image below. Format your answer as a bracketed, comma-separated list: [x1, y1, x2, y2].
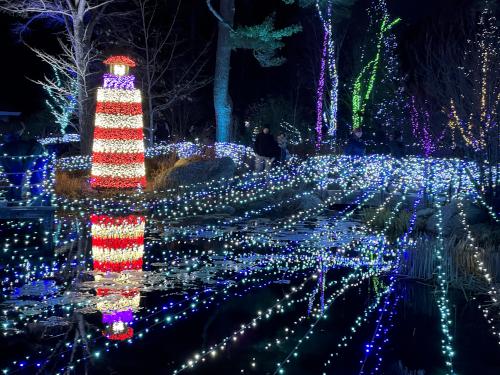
[388, 282, 441, 374]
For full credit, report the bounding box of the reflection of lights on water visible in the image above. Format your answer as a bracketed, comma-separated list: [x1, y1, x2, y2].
[91, 215, 145, 273]
[2, 153, 499, 373]
[92, 214, 145, 341]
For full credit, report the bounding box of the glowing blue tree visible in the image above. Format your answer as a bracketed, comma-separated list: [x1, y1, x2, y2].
[43, 67, 77, 135]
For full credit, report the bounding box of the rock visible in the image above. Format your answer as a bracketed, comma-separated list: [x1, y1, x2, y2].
[470, 222, 500, 246]
[416, 208, 434, 218]
[241, 186, 324, 217]
[425, 200, 489, 236]
[213, 206, 236, 215]
[162, 157, 236, 188]
[274, 192, 323, 216]
[461, 200, 490, 224]
[294, 194, 323, 211]
[415, 208, 435, 232]
[315, 189, 331, 201]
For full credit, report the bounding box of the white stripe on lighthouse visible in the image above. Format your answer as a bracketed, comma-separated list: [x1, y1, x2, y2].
[94, 114, 143, 129]
[91, 162, 146, 178]
[92, 139, 145, 154]
[97, 88, 142, 103]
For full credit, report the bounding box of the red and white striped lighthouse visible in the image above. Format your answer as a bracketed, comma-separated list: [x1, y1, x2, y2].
[91, 56, 146, 189]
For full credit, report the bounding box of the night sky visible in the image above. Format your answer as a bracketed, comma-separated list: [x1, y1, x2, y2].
[0, 0, 475, 121]
[0, 13, 46, 113]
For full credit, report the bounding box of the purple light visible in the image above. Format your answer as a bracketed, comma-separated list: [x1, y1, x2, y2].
[102, 309, 134, 324]
[410, 96, 441, 157]
[315, 29, 329, 148]
[103, 74, 136, 90]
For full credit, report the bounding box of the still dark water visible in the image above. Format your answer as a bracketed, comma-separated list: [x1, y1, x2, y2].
[1, 211, 499, 375]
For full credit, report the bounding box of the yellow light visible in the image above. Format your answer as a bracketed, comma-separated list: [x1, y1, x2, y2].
[112, 64, 127, 76]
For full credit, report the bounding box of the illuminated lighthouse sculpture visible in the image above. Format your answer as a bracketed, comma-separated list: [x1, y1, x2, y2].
[91, 56, 146, 189]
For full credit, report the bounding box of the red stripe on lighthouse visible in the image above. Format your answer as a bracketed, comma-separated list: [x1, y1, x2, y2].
[90, 175, 147, 189]
[93, 127, 144, 140]
[95, 102, 143, 115]
[92, 237, 144, 248]
[92, 152, 145, 164]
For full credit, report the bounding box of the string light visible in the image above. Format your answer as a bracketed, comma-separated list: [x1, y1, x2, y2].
[43, 66, 77, 135]
[1, 151, 497, 375]
[352, 0, 400, 130]
[446, 2, 498, 153]
[434, 202, 455, 373]
[315, 0, 338, 146]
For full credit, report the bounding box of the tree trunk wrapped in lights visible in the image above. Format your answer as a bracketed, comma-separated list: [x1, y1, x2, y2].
[91, 214, 145, 341]
[91, 56, 146, 189]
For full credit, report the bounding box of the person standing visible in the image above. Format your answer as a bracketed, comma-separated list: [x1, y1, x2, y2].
[254, 126, 278, 172]
[388, 130, 405, 158]
[276, 133, 290, 163]
[344, 129, 365, 156]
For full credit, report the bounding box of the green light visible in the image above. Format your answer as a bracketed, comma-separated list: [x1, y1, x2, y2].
[352, 12, 401, 129]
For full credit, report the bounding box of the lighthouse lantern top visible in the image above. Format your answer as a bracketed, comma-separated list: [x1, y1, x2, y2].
[103, 55, 137, 77]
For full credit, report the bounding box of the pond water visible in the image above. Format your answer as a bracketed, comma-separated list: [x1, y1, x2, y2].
[1, 205, 499, 375]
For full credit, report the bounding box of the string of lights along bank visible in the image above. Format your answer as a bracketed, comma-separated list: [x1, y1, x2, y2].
[90, 56, 146, 189]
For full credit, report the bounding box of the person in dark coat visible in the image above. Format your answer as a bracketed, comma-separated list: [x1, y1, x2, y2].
[388, 130, 405, 158]
[344, 129, 365, 157]
[254, 127, 278, 172]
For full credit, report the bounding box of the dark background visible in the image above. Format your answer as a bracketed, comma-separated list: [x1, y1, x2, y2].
[0, 0, 476, 137]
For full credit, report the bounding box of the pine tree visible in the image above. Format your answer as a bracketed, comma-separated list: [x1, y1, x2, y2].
[207, 0, 302, 142]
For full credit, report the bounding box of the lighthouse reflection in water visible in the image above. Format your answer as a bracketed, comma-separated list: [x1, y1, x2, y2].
[90, 214, 145, 341]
